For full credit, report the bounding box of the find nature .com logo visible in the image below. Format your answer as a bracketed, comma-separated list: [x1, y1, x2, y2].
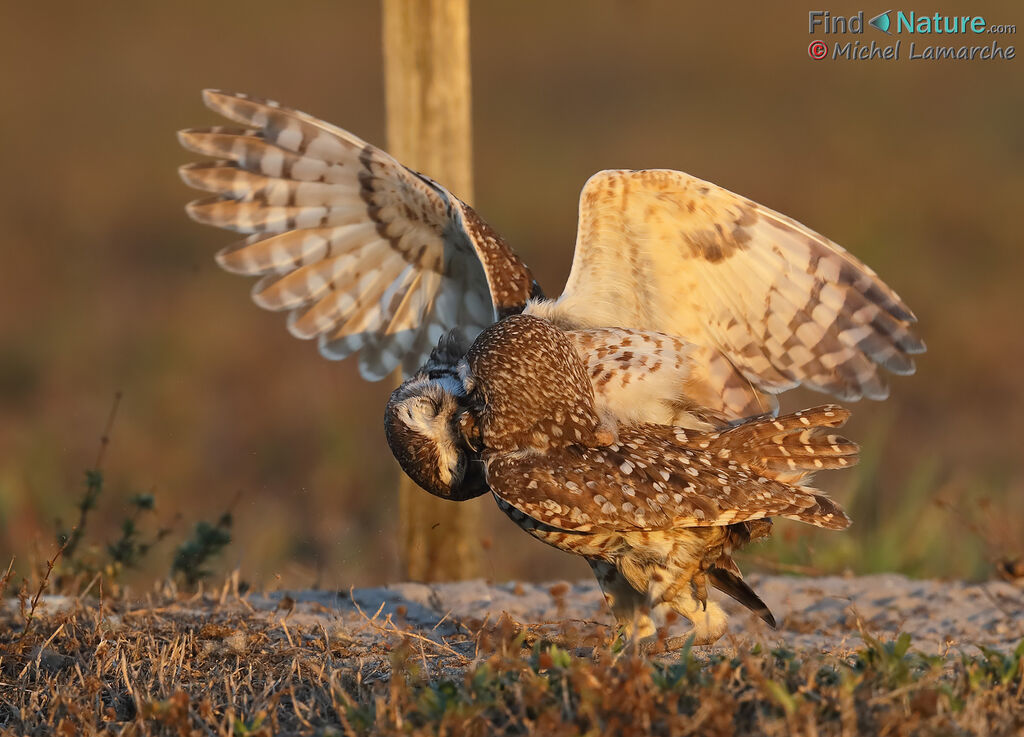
[807, 10, 1017, 61]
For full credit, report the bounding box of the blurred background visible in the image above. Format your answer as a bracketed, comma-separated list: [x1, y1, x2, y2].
[1, 1, 1021, 590]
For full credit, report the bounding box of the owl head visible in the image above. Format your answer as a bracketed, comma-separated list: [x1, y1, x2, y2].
[385, 375, 487, 501]
[384, 331, 488, 501]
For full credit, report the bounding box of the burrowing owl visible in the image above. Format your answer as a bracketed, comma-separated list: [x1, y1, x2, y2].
[416, 313, 857, 645]
[180, 91, 919, 636]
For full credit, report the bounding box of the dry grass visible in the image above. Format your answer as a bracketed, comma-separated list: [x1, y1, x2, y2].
[2, 574, 1022, 737]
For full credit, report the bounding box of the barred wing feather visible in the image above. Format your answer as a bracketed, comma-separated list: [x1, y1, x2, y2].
[551, 169, 924, 404]
[179, 90, 537, 379]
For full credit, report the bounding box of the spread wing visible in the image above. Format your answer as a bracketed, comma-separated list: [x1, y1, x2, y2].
[549, 169, 925, 403]
[178, 90, 538, 380]
[486, 407, 855, 533]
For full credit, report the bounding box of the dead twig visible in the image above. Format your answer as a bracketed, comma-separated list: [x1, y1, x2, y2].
[19, 540, 68, 638]
[0, 558, 14, 598]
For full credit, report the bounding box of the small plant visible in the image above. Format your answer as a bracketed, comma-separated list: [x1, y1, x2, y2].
[171, 511, 233, 587]
[55, 469, 104, 560]
[964, 641, 1024, 690]
[106, 493, 174, 569]
[233, 713, 268, 737]
[56, 392, 122, 561]
[50, 393, 180, 583]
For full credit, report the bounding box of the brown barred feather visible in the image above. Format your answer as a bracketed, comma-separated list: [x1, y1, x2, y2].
[180, 91, 537, 380]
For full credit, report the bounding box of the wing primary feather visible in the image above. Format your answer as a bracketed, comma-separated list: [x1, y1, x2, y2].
[180, 90, 535, 379]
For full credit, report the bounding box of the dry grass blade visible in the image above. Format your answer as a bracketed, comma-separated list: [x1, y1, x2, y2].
[349, 587, 469, 664]
[0, 558, 14, 598]
[18, 541, 67, 638]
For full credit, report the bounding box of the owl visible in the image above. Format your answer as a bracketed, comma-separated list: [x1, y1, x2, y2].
[179, 91, 921, 639]
[431, 313, 857, 646]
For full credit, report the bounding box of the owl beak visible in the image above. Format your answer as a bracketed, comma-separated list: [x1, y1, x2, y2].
[449, 453, 467, 492]
[457, 409, 482, 452]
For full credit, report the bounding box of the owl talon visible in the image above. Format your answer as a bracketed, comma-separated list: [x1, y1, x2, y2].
[693, 573, 708, 610]
[632, 635, 660, 656]
[663, 633, 699, 652]
[632, 632, 699, 656]
[458, 411, 482, 451]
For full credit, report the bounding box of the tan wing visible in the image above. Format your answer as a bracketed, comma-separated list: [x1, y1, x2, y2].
[179, 90, 538, 379]
[486, 407, 856, 533]
[549, 169, 924, 402]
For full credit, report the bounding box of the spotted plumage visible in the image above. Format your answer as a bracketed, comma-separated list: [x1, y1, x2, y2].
[463, 315, 609, 452]
[461, 315, 857, 646]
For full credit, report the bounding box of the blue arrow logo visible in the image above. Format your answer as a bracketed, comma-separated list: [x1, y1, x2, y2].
[869, 10, 892, 33]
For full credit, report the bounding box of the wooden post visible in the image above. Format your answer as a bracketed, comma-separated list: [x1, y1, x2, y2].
[382, 0, 480, 581]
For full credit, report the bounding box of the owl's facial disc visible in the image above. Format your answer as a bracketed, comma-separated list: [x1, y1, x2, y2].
[405, 393, 464, 486]
[385, 378, 487, 501]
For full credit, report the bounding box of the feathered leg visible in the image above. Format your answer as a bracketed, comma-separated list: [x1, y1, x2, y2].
[586, 558, 655, 642]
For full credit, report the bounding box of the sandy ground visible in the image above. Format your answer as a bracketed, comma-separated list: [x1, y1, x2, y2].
[244, 573, 1024, 659]
[17, 574, 1024, 668]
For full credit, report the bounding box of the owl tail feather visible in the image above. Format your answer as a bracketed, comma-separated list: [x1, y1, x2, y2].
[709, 567, 776, 628]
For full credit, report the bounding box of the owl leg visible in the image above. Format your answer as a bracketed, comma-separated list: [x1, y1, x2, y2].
[586, 558, 655, 643]
[645, 567, 728, 650]
[665, 595, 728, 647]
